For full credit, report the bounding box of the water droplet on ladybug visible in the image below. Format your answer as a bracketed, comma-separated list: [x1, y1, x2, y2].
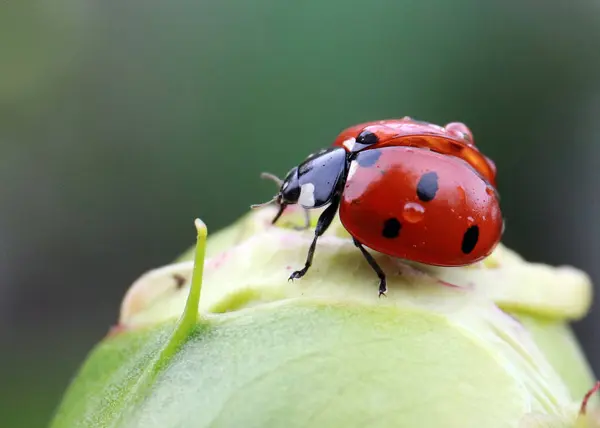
[403, 202, 425, 223]
[467, 216, 475, 224]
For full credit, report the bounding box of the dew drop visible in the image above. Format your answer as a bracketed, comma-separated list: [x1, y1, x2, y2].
[403, 202, 425, 223]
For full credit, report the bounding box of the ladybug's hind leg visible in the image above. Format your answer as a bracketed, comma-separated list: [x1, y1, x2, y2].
[352, 238, 387, 297]
[289, 197, 339, 282]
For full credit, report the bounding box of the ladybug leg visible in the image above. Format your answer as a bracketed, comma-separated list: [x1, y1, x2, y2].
[271, 203, 287, 225]
[352, 238, 387, 297]
[291, 209, 311, 231]
[289, 197, 340, 282]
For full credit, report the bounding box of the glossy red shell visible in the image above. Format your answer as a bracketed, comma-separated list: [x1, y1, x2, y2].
[333, 117, 498, 188]
[339, 146, 503, 266]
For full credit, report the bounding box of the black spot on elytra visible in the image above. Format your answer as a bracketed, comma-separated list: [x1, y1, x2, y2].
[382, 218, 401, 239]
[462, 225, 479, 254]
[356, 130, 379, 145]
[356, 149, 381, 167]
[416, 171, 439, 202]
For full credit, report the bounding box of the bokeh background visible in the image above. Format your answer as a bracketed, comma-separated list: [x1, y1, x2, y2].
[2, 1, 600, 426]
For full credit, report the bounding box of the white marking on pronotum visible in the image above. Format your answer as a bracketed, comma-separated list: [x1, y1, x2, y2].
[299, 183, 316, 207]
[346, 160, 359, 181]
[342, 137, 356, 151]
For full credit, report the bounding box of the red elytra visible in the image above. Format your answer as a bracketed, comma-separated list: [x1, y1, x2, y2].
[332, 117, 498, 188]
[340, 146, 502, 266]
[253, 117, 504, 295]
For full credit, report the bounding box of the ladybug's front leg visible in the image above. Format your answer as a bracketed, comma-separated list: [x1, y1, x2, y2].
[291, 209, 311, 231]
[289, 197, 340, 282]
[270, 203, 287, 225]
[352, 238, 387, 297]
[273, 205, 311, 230]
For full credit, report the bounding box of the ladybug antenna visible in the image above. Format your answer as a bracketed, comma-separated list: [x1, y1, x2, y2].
[259, 172, 284, 187]
[250, 172, 285, 209]
[250, 195, 279, 209]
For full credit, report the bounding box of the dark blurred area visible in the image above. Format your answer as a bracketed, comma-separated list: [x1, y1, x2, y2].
[2, 1, 600, 426]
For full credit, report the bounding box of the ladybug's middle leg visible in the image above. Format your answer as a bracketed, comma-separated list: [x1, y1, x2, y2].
[352, 238, 387, 297]
[289, 197, 340, 282]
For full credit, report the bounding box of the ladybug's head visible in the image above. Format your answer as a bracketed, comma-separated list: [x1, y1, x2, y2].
[278, 167, 301, 205]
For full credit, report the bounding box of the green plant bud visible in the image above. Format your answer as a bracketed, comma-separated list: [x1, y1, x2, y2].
[51, 206, 597, 428]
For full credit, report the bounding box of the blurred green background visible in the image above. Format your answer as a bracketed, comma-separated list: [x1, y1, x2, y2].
[1, 0, 600, 426]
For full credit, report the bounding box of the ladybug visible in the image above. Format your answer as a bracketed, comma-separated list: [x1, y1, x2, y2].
[252, 117, 504, 296]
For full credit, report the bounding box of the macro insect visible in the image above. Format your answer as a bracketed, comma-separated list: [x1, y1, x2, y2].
[252, 117, 504, 296]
